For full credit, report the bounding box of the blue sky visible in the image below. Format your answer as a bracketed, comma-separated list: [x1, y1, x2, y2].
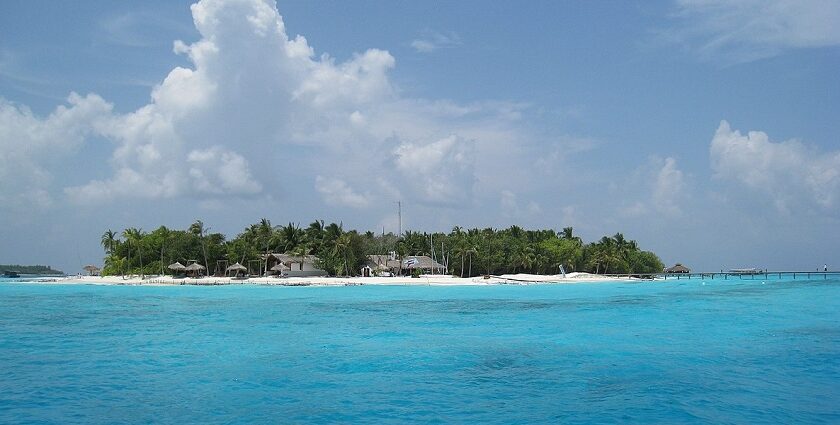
[1, 0, 839, 273]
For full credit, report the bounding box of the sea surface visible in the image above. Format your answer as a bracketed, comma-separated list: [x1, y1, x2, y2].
[1, 276, 839, 424]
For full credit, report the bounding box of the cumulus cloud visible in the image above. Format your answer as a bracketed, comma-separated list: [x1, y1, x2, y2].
[620, 156, 687, 218]
[710, 120, 840, 213]
[500, 190, 542, 219]
[0, 93, 112, 207]
[315, 176, 371, 208]
[1, 0, 547, 218]
[653, 157, 686, 215]
[392, 135, 475, 206]
[670, 0, 840, 62]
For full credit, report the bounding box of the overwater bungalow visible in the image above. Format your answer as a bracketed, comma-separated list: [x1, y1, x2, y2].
[665, 263, 690, 273]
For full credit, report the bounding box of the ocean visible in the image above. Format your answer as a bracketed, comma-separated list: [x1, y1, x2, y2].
[1, 276, 838, 423]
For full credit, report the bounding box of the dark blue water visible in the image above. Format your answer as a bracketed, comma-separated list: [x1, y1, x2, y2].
[1, 277, 839, 423]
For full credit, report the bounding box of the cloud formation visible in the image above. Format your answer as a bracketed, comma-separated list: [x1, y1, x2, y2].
[0, 93, 112, 208]
[710, 120, 840, 213]
[0, 0, 533, 213]
[671, 0, 840, 61]
[620, 156, 687, 218]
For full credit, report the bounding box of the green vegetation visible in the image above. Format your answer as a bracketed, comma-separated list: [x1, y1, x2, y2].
[0, 264, 63, 275]
[100, 220, 664, 277]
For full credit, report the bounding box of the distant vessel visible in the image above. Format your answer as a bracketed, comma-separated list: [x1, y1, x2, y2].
[2, 270, 20, 278]
[729, 268, 762, 275]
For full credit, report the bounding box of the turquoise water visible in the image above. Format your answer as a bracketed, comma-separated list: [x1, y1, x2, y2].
[1, 277, 839, 424]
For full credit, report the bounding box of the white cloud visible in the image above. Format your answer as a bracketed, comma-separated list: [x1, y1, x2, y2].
[0, 93, 112, 208]
[619, 156, 686, 218]
[653, 157, 685, 215]
[411, 30, 462, 53]
[710, 120, 840, 213]
[1, 0, 555, 217]
[187, 147, 263, 195]
[392, 135, 475, 206]
[671, 0, 840, 61]
[500, 190, 542, 219]
[315, 176, 371, 209]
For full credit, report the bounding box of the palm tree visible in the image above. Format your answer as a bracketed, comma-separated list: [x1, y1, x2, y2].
[122, 228, 144, 277]
[257, 218, 275, 274]
[280, 222, 304, 253]
[305, 220, 325, 253]
[101, 229, 118, 255]
[510, 243, 536, 273]
[452, 240, 468, 277]
[466, 242, 478, 277]
[333, 233, 353, 276]
[189, 220, 210, 275]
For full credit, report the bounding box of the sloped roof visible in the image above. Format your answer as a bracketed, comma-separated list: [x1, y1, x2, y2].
[403, 255, 445, 269]
[226, 262, 247, 271]
[665, 264, 690, 273]
[368, 255, 444, 270]
[264, 253, 319, 263]
[168, 262, 186, 270]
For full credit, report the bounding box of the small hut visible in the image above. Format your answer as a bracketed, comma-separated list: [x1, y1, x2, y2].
[83, 265, 100, 276]
[665, 263, 690, 274]
[226, 262, 247, 278]
[185, 262, 206, 277]
[270, 263, 290, 277]
[168, 262, 186, 277]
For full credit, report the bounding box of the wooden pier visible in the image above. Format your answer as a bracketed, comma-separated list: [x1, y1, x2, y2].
[608, 271, 840, 280]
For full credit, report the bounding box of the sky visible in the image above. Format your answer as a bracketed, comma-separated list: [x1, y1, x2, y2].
[1, 0, 839, 273]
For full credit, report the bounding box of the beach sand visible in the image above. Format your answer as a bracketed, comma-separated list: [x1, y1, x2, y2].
[34, 272, 635, 287]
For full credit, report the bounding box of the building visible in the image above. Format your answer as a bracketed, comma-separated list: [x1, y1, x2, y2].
[367, 254, 446, 276]
[263, 253, 327, 277]
[664, 263, 690, 273]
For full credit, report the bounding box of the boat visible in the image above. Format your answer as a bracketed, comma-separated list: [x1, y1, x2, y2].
[3, 270, 20, 278]
[729, 268, 762, 275]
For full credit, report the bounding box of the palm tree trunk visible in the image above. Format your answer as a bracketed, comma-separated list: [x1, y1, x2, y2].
[126, 240, 131, 279]
[344, 251, 349, 277]
[201, 237, 209, 277]
[138, 244, 143, 279]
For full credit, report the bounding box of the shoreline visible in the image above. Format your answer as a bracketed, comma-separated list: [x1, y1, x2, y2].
[19, 272, 637, 287]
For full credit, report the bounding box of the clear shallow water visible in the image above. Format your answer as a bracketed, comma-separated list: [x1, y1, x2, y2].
[1, 277, 839, 424]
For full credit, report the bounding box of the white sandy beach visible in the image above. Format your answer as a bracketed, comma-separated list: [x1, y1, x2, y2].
[32, 272, 636, 287]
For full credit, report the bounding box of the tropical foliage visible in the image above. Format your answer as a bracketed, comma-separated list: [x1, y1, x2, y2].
[0, 264, 63, 275]
[100, 220, 664, 277]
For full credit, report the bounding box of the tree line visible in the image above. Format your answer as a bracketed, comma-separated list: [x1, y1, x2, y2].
[100, 219, 664, 277]
[0, 264, 64, 275]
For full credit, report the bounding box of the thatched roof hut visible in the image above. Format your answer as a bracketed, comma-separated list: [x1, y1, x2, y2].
[270, 263, 290, 271]
[226, 262, 247, 277]
[665, 263, 690, 273]
[185, 262, 206, 277]
[83, 265, 100, 276]
[168, 262, 186, 271]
